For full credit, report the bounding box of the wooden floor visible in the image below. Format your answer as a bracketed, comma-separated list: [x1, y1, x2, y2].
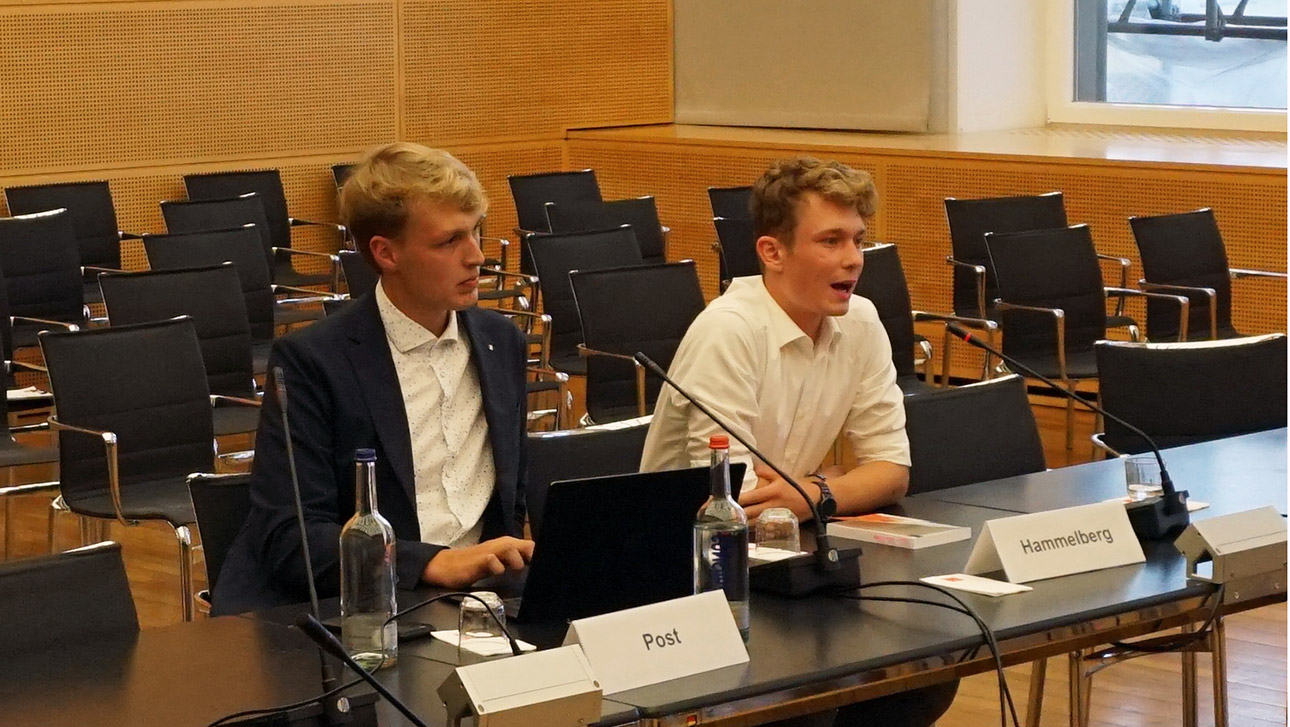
[1, 394, 1284, 727]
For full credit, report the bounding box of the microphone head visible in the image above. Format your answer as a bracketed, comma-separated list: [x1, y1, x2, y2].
[634, 351, 659, 371]
[945, 323, 971, 341]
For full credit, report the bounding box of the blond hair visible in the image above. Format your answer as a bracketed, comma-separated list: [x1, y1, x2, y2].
[340, 142, 488, 268]
[751, 157, 878, 242]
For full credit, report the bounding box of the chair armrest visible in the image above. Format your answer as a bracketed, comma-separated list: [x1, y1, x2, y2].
[1096, 254, 1131, 316]
[49, 416, 128, 526]
[0, 480, 59, 498]
[9, 359, 47, 374]
[911, 311, 999, 332]
[577, 346, 648, 416]
[272, 283, 335, 298]
[577, 344, 636, 362]
[13, 316, 79, 332]
[83, 265, 128, 276]
[995, 301, 1064, 317]
[1104, 287, 1190, 341]
[117, 230, 143, 241]
[480, 236, 511, 271]
[210, 394, 262, 408]
[273, 247, 340, 262]
[288, 217, 346, 233]
[1139, 281, 1216, 339]
[945, 257, 988, 319]
[1230, 267, 1288, 280]
[995, 302, 1070, 380]
[526, 366, 569, 383]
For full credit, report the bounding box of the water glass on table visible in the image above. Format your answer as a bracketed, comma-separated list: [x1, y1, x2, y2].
[458, 591, 506, 649]
[1123, 454, 1163, 500]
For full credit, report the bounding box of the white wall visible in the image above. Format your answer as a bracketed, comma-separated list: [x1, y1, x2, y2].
[943, 0, 1047, 132]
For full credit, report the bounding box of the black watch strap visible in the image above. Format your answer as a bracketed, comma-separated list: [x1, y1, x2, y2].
[811, 474, 837, 519]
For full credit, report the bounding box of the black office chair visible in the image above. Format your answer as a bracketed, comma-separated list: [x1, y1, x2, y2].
[0, 357, 60, 560]
[1129, 208, 1288, 342]
[707, 185, 752, 219]
[0, 209, 91, 347]
[508, 169, 602, 238]
[902, 375, 1045, 494]
[337, 249, 379, 299]
[983, 224, 1187, 451]
[183, 170, 345, 290]
[525, 227, 645, 376]
[570, 261, 705, 424]
[712, 216, 761, 289]
[98, 265, 262, 442]
[855, 244, 937, 395]
[525, 421, 650, 539]
[40, 317, 217, 621]
[545, 196, 669, 264]
[144, 226, 332, 375]
[4, 181, 139, 307]
[0, 541, 138, 652]
[186, 472, 251, 611]
[1093, 334, 1288, 456]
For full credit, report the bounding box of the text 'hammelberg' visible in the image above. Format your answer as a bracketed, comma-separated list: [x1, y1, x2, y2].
[1019, 528, 1114, 555]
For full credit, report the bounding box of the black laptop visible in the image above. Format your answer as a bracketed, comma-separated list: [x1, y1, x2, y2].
[509, 463, 745, 624]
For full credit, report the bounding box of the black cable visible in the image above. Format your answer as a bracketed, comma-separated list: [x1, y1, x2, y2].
[207, 676, 364, 726]
[387, 591, 523, 656]
[841, 581, 1021, 727]
[1107, 583, 1225, 653]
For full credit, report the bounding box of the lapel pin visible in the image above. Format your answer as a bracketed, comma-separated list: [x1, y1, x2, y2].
[488, 344, 494, 351]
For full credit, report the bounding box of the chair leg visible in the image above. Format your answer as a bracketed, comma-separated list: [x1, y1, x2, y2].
[1181, 622, 1199, 727]
[2, 496, 10, 561]
[177, 525, 195, 622]
[1065, 392, 1075, 452]
[1210, 616, 1229, 727]
[1025, 657, 1046, 727]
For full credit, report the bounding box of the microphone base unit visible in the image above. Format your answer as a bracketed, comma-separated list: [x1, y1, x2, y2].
[750, 543, 863, 597]
[1126, 490, 1191, 541]
[218, 692, 379, 726]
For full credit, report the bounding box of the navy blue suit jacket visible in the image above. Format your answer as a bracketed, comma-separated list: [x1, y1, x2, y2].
[212, 293, 527, 615]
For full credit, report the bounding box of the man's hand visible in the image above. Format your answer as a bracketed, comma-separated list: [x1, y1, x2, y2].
[421, 536, 534, 589]
[738, 463, 820, 523]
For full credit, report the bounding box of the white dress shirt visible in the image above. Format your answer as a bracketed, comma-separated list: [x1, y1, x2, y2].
[376, 282, 495, 547]
[640, 276, 910, 490]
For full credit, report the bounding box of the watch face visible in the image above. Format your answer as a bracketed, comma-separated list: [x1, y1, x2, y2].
[818, 496, 838, 519]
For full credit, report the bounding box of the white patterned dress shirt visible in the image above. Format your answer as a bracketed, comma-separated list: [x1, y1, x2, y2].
[376, 281, 495, 547]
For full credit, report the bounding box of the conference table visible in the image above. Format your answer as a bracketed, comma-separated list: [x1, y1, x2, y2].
[2, 429, 1284, 726]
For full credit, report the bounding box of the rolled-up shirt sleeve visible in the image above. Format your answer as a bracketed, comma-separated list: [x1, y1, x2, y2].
[843, 322, 912, 467]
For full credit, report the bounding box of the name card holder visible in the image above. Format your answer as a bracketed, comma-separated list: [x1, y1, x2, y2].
[564, 590, 750, 695]
[438, 645, 601, 727]
[965, 501, 1145, 584]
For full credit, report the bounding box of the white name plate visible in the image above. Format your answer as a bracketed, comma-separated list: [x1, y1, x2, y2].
[964, 501, 1145, 584]
[564, 590, 749, 695]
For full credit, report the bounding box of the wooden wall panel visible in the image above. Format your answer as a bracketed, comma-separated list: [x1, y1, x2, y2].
[569, 137, 1287, 379]
[401, 0, 672, 144]
[0, 2, 398, 175]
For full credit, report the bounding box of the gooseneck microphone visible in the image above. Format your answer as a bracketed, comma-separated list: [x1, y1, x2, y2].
[635, 352, 861, 595]
[943, 324, 1189, 539]
[296, 614, 429, 727]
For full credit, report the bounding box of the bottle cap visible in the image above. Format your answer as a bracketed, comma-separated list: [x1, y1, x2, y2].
[355, 448, 376, 462]
[708, 435, 729, 449]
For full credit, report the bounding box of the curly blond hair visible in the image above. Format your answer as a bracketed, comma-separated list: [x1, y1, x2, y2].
[751, 157, 878, 242]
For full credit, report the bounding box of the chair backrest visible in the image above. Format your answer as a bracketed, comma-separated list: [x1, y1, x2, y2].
[40, 318, 214, 505]
[525, 228, 645, 364]
[1128, 208, 1234, 341]
[545, 196, 667, 264]
[0, 541, 138, 652]
[525, 421, 650, 538]
[1096, 335, 1288, 454]
[322, 297, 352, 316]
[184, 170, 292, 253]
[143, 227, 276, 343]
[0, 209, 86, 326]
[338, 249, 379, 298]
[331, 163, 355, 191]
[186, 473, 252, 592]
[985, 224, 1107, 363]
[856, 243, 918, 380]
[903, 375, 1046, 494]
[99, 265, 255, 399]
[943, 192, 1067, 318]
[507, 170, 602, 233]
[5, 180, 123, 270]
[713, 216, 761, 283]
[571, 262, 705, 424]
[160, 194, 276, 272]
[707, 185, 752, 219]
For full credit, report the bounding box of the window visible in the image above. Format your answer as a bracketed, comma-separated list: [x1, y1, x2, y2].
[1049, 1, 1288, 130]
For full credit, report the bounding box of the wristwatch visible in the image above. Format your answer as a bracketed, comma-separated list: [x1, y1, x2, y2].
[810, 474, 838, 519]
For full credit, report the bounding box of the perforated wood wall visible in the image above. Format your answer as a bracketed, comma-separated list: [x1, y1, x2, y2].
[568, 135, 1287, 379]
[0, 1, 669, 271]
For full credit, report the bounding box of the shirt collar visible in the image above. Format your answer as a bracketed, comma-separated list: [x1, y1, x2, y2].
[375, 280, 460, 353]
[735, 276, 844, 352]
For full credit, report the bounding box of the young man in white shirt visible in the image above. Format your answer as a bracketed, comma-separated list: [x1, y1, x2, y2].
[641, 157, 956, 726]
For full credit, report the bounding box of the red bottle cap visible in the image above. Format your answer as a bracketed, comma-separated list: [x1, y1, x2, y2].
[708, 435, 729, 449]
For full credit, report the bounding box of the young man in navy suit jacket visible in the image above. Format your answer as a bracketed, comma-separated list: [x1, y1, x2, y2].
[214, 143, 531, 615]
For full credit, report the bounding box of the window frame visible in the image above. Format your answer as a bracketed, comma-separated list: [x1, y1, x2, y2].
[1045, 0, 1287, 132]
